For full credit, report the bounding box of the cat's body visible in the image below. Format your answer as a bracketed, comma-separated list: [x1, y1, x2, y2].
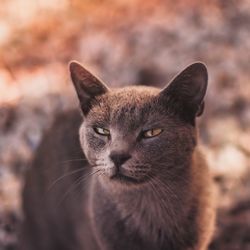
[19, 62, 216, 250]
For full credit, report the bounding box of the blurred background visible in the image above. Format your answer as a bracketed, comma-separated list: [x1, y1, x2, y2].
[0, 0, 250, 249]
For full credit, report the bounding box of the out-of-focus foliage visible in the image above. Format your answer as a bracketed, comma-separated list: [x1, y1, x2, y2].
[0, 0, 249, 249]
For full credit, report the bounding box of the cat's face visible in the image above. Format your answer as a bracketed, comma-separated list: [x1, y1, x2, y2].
[80, 87, 195, 185]
[69, 61, 208, 186]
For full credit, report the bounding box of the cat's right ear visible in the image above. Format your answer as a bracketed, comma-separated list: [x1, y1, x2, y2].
[69, 61, 109, 115]
[159, 62, 208, 124]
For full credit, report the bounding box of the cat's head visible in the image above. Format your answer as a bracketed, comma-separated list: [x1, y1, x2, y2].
[69, 61, 208, 187]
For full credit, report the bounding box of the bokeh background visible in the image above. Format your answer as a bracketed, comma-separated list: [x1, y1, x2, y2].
[0, 0, 250, 249]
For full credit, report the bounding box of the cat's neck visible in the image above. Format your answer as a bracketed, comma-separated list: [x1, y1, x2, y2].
[92, 161, 195, 245]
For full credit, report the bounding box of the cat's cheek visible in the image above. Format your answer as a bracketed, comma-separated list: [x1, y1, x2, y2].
[79, 124, 86, 146]
[80, 125, 110, 166]
[81, 125, 104, 150]
[138, 138, 165, 152]
[78, 125, 95, 164]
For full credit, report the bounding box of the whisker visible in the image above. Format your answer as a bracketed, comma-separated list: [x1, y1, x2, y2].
[47, 168, 85, 191]
[147, 176, 176, 218]
[59, 158, 88, 164]
[151, 176, 180, 200]
[57, 170, 100, 206]
[43, 158, 89, 173]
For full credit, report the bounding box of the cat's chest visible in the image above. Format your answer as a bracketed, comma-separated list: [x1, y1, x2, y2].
[89, 186, 187, 250]
[90, 193, 153, 250]
[91, 203, 190, 250]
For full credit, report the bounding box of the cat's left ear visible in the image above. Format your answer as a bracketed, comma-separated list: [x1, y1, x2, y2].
[69, 61, 109, 115]
[159, 62, 208, 123]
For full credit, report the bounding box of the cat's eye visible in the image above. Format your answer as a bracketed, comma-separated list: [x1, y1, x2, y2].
[142, 128, 163, 138]
[94, 127, 110, 136]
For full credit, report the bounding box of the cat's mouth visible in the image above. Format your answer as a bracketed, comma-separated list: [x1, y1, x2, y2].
[110, 173, 140, 184]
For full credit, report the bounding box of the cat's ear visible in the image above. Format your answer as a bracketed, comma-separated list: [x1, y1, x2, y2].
[69, 61, 109, 115]
[159, 62, 208, 124]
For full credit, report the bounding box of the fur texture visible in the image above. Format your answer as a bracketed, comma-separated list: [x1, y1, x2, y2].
[19, 62, 216, 250]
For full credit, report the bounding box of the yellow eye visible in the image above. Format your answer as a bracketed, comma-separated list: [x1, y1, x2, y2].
[143, 128, 163, 138]
[94, 127, 110, 136]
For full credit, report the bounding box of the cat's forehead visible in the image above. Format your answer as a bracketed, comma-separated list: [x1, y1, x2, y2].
[107, 86, 160, 106]
[88, 86, 164, 128]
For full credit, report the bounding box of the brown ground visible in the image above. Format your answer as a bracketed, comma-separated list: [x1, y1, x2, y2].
[0, 1, 250, 249]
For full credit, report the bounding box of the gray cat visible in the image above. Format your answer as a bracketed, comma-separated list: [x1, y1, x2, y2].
[19, 61, 216, 250]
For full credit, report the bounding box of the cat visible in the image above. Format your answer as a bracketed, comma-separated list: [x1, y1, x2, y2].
[19, 61, 216, 250]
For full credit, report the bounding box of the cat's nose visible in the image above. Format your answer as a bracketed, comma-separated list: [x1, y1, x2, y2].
[109, 152, 131, 169]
